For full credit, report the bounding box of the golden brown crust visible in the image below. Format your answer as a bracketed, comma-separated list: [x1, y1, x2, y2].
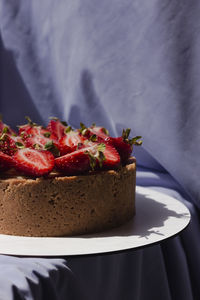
[0, 159, 136, 237]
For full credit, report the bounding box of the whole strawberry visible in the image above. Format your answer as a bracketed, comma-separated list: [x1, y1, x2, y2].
[105, 129, 142, 164]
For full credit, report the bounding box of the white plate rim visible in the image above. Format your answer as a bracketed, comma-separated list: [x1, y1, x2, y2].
[0, 186, 191, 256]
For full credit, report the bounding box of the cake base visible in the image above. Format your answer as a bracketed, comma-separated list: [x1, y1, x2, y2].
[0, 159, 136, 237]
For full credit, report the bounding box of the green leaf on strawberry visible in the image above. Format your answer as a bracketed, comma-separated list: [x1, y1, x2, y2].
[15, 142, 25, 149]
[24, 116, 38, 127]
[43, 132, 51, 138]
[122, 128, 142, 146]
[44, 140, 60, 157]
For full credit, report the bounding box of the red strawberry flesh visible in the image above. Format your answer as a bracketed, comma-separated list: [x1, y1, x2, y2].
[58, 131, 86, 155]
[90, 126, 109, 140]
[0, 121, 16, 136]
[0, 151, 14, 171]
[47, 119, 67, 140]
[14, 148, 55, 177]
[105, 137, 132, 164]
[55, 146, 93, 175]
[25, 135, 58, 150]
[0, 134, 25, 156]
[81, 125, 109, 142]
[102, 144, 121, 168]
[55, 143, 120, 175]
[0, 119, 142, 177]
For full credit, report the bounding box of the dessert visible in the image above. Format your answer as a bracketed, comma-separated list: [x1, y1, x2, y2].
[0, 117, 141, 237]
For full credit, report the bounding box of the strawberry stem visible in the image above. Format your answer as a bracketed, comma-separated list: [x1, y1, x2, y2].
[44, 140, 60, 157]
[121, 129, 142, 146]
[33, 144, 42, 150]
[15, 142, 25, 149]
[89, 134, 97, 142]
[49, 117, 68, 127]
[79, 123, 89, 136]
[0, 133, 8, 141]
[24, 116, 38, 127]
[43, 132, 51, 138]
[2, 127, 9, 134]
[84, 151, 97, 170]
[97, 143, 106, 152]
[61, 121, 68, 127]
[65, 126, 72, 133]
[102, 127, 109, 135]
[49, 116, 59, 121]
[122, 128, 131, 140]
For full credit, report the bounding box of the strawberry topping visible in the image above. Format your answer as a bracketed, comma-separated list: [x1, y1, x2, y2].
[58, 129, 87, 155]
[47, 118, 67, 140]
[24, 135, 59, 155]
[0, 118, 142, 177]
[14, 148, 55, 177]
[80, 123, 109, 142]
[101, 144, 121, 169]
[105, 129, 142, 163]
[18, 116, 38, 137]
[0, 151, 14, 171]
[55, 147, 91, 175]
[55, 143, 120, 175]
[0, 133, 25, 156]
[0, 120, 16, 136]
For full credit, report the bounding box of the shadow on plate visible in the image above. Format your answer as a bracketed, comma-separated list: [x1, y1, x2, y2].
[76, 190, 189, 239]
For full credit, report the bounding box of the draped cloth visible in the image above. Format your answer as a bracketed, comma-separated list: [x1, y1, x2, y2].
[0, 1, 200, 299]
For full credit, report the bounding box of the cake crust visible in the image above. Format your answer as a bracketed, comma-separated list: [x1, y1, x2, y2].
[0, 159, 136, 237]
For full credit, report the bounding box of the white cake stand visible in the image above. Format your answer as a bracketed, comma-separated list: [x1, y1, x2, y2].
[0, 186, 191, 256]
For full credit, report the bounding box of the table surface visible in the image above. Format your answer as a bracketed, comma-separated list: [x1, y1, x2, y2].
[0, 186, 190, 256]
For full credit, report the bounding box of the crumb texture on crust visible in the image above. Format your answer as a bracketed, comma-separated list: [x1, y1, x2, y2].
[0, 161, 136, 237]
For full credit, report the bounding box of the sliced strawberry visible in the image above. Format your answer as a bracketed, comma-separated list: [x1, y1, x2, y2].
[47, 118, 67, 140]
[18, 116, 38, 137]
[0, 151, 14, 171]
[105, 129, 142, 163]
[58, 129, 87, 155]
[105, 137, 131, 163]
[101, 144, 121, 169]
[55, 144, 103, 175]
[13, 148, 55, 177]
[18, 124, 32, 137]
[80, 123, 109, 142]
[23, 126, 60, 157]
[55, 147, 91, 175]
[20, 126, 56, 142]
[25, 126, 43, 137]
[0, 133, 25, 156]
[89, 125, 109, 140]
[19, 119, 59, 156]
[25, 135, 58, 150]
[18, 117, 54, 141]
[55, 143, 120, 175]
